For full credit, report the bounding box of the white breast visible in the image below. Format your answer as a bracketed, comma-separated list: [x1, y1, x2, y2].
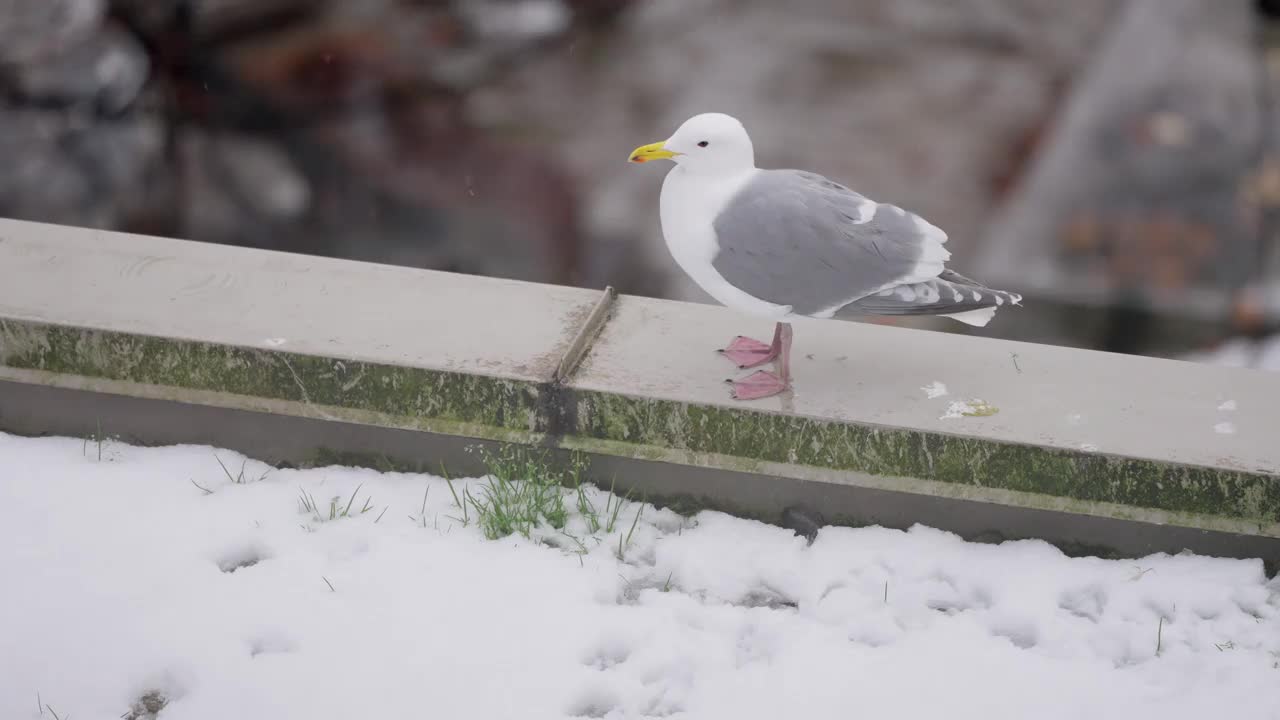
[659, 167, 793, 319]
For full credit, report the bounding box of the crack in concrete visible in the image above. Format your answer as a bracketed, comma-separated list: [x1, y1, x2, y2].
[276, 353, 340, 422]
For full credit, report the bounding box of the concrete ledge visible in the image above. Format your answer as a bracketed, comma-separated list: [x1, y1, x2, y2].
[2, 218, 1278, 567]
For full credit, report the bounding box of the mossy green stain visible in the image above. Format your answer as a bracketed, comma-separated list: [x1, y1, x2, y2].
[960, 400, 998, 417]
[4, 318, 1277, 527]
[574, 391, 1280, 524]
[2, 321, 539, 431]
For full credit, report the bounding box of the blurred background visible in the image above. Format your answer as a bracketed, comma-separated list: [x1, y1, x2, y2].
[2, 0, 1279, 370]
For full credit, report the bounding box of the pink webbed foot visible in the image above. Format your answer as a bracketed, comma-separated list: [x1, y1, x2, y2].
[718, 335, 778, 369]
[727, 370, 790, 400]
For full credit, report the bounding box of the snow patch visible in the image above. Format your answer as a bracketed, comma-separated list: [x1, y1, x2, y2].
[2, 432, 1278, 720]
[1182, 333, 1280, 371]
[921, 381, 949, 399]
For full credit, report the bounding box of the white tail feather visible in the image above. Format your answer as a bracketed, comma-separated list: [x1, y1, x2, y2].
[942, 306, 998, 327]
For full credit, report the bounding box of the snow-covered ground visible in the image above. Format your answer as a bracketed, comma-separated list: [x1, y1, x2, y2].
[1183, 334, 1280, 372]
[2, 431, 1278, 720]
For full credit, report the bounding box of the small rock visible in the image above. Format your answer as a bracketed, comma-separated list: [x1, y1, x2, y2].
[0, 0, 105, 66]
[0, 109, 163, 227]
[9, 23, 150, 113]
[122, 691, 167, 720]
[780, 505, 825, 544]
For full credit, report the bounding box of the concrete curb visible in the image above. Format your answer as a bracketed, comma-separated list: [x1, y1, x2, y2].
[2, 218, 1277, 569]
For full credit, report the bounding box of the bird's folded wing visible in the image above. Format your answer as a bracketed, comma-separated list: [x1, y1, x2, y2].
[711, 169, 951, 318]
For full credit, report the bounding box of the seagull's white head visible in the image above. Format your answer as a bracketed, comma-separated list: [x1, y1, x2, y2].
[628, 113, 756, 175]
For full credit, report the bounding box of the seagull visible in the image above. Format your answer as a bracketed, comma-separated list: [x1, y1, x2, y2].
[628, 112, 1022, 401]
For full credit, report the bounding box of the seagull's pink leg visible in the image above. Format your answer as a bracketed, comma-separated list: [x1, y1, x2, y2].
[728, 323, 792, 400]
[719, 322, 784, 368]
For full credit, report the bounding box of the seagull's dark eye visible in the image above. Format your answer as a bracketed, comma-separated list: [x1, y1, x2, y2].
[697, 141, 709, 148]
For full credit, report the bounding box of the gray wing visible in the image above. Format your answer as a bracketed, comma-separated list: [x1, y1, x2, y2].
[835, 269, 1023, 324]
[711, 169, 951, 317]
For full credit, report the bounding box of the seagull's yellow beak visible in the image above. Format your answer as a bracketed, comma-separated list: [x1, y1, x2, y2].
[628, 141, 678, 164]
